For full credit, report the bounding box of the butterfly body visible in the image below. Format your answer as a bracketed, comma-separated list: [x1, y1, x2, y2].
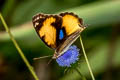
[32, 12, 86, 59]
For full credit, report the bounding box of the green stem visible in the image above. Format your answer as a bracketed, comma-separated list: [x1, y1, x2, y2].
[80, 35, 95, 80]
[0, 13, 39, 80]
[75, 67, 87, 80]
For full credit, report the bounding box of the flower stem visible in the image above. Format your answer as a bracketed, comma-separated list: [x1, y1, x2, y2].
[0, 13, 39, 80]
[75, 67, 87, 80]
[79, 35, 95, 80]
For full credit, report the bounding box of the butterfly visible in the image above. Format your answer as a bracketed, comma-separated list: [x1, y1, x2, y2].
[32, 12, 86, 59]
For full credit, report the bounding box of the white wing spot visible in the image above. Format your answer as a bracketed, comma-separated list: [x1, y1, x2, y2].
[35, 22, 39, 27]
[36, 17, 39, 20]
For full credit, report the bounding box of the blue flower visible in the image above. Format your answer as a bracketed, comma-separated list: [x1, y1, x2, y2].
[56, 45, 80, 67]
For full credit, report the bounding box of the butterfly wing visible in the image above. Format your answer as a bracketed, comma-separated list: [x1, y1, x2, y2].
[32, 14, 62, 49]
[53, 12, 86, 59]
[60, 12, 85, 36]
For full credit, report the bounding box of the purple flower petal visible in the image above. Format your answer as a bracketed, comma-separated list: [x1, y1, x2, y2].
[56, 45, 80, 67]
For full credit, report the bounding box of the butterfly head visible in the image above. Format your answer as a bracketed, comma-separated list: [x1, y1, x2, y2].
[52, 48, 66, 59]
[52, 51, 58, 59]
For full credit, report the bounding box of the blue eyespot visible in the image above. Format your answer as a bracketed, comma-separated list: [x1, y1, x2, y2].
[59, 29, 64, 40]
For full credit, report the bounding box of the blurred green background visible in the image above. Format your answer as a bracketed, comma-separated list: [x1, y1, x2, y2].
[0, 0, 120, 80]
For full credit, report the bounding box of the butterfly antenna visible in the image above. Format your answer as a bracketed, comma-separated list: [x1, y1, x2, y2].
[33, 55, 52, 60]
[84, 24, 90, 27]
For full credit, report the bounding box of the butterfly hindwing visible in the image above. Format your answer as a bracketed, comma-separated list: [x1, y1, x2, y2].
[52, 12, 86, 58]
[60, 12, 85, 36]
[32, 14, 62, 49]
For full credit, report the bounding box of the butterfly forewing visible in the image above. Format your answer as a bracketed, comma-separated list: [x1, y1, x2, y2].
[32, 14, 62, 49]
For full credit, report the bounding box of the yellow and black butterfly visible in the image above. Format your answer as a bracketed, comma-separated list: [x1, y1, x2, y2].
[32, 12, 86, 59]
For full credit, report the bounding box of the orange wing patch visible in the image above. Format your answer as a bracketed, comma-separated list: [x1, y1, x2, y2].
[39, 17, 57, 48]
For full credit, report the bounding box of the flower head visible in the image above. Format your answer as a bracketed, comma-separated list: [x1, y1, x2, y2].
[56, 45, 80, 67]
